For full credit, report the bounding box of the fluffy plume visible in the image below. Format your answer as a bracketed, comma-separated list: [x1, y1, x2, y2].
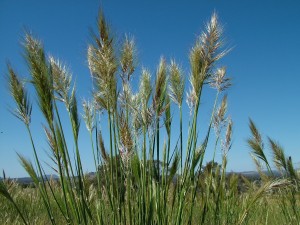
[98, 131, 108, 162]
[189, 12, 228, 107]
[88, 12, 117, 112]
[139, 69, 152, 106]
[269, 138, 287, 171]
[49, 56, 72, 105]
[247, 119, 271, 173]
[186, 88, 197, 115]
[82, 100, 95, 132]
[213, 95, 228, 136]
[154, 57, 168, 115]
[119, 112, 134, 153]
[24, 33, 53, 124]
[210, 67, 231, 92]
[221, 118, 233, 155]
[120, 35, 136, 82]
[169, 60, 184, 106]
[7, 64, 32, 125]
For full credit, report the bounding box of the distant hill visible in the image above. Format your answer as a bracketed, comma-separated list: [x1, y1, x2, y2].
[1, 166, 299, 185]
[1, 175, 59, 185]
[231, 170, 283, 180]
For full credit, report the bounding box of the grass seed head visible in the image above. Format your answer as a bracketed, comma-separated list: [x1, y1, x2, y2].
[49, 56, 72, 105]
[98, 131, 108, 162]
[7, 64, 32, 125]
[154, 57, 168, 115]
[82, 99, 95, 132]
[119, 112, 134, 153]
[269, 138, 287, 171]
[210, 67, 231, 92]
[222, 118, 233, 155]
[120, 35, 136, 81]
[186, 88, 197, 115]
[88, 12, 118, 113]
[213, 95, 228, 135]
[24, 33, 53, 125]
[169, 60, 184, 107]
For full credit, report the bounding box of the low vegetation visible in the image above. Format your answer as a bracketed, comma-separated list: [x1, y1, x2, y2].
[0, 11, 299, 225]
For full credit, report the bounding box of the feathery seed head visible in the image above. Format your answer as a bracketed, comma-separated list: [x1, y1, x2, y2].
[98, 131, 108, 162]
[139, 69, 152, 105]
[210, 67, 231, 92]
[49, 56, 72, 104]
[87, 45, 98, 76]
[249, 119, 263, 147]
[93, 91, 109, 112]
[189, 12, 228, 104]
[200, 12, 226, 66]
[120, 35, 136, 81]
[269, 138, 286, 170]
[7, 64, 32, 125]
[24, 33, 43, 56]
[169, 60, 184, 106]
[247, 119, 271, 169]
[119, 82, 133, 108]
[87, 44, 117, 82]
[189, 43, 206, 97]
[218, 95, 227, 120]
[97, 11, 110, 47]
[213, 95, 228, 135]
[43, 125, 56, 157]
[222, 118, 233, 155]
[24, 33, 53, 124]
[88, 13, 118, 112]
[119, 145, 134, 167]
[186, 88, 197, 115]
[119, 113, 134, 153]
[82, 100, 95, 132]
[154, 57, 168, 114]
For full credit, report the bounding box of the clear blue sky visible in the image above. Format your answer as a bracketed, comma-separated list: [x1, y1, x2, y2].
[1, 0, 300, 177]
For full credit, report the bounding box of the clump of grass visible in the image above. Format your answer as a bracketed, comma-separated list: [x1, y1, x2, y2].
[1, 10, 299, 225]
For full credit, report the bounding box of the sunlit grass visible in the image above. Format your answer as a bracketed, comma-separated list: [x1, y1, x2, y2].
[1, 10, 299, 225]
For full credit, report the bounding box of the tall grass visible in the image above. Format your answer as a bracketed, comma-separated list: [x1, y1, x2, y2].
[1, 11, 299, 224]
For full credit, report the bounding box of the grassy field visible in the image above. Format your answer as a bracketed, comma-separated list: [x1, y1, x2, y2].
[1, 11, 299, 224]
[1, 174, 299, 224]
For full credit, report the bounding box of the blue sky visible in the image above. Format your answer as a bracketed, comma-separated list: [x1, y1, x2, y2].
[1, 0, 300, 177]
